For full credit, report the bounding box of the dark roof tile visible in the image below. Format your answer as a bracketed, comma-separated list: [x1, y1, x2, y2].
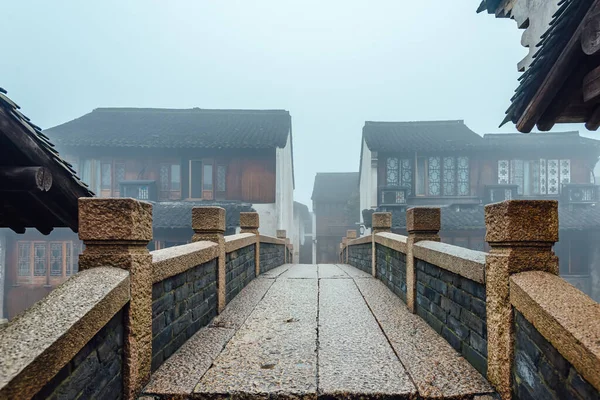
[152, 201, 255, 230]
[45, 108, 291, 149]
[363, 120, 482, 153]
[311, 172, 358, 202]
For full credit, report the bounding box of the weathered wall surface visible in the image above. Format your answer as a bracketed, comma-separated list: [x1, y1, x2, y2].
[260, 243, 285, 272]
[375, 243, 406, 302]
[415, 259, 487, 376]
[151, 259, 217, 371]
[33, 310, 124, 400]
[225, 245, 256, 304]
[513, 311, 599, 400]
[348, 243, 372, 274]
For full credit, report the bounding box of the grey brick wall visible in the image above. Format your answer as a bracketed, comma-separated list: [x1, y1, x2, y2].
[415, 259, 488, 376]
[375, 243, 406, 302]
[513, 311, 599, 400]
[151, 258, 217, 371]
[348, 243, 372, 273]
[260, 243, 285, 272]
[226, 244, 256, 304]
[34, 309, 124, 400]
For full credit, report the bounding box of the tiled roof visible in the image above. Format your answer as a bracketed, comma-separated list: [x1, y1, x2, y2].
[363, 120, 482, 153]
[152, 201, 255, 231]
[311, 172, 359, 203]
[0, 88, 93, 234]
[495, 0, 593, 127]
[482, 131, 600, 150]
[363, 204, 600, 232]
[45, 108, 291, 149]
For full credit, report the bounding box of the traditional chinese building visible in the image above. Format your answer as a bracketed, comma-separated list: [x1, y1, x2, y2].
[359, 119, 600, 301]
[478, 0, 600, 132]
[0, 89, 93, 320]
[312, 172, 359, 263]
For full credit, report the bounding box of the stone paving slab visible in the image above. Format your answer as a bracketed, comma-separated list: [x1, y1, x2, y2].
[258, 263, 292, 278]
[354, 277, 495, 399]
[210, 278, 274, 330]
[336, 263, 372, 278]
[317, 264, 350, 279]
[279, 264, 318, 279]
[318, 278, 416, 398]
[144, 326, 235, 396]
[194, 277, 318, 398]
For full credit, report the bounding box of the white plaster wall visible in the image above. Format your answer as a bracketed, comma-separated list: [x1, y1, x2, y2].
[253, 203, 278, 236]
[275, 132, 297, 262]
[498, 0, 560, 71]
[359, 139, 376, 236]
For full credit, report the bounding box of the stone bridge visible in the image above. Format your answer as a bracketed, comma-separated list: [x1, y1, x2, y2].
[0, 199, 598, 400]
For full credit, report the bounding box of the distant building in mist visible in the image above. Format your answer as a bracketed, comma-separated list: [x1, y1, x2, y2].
[312, 172, 359, 263]
[2, 107, 304, 319]
[359, 119, 600, 301]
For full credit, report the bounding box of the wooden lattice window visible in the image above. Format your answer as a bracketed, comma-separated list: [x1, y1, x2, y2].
[498, 159, 570, 195]
[16, 241, 82, 285]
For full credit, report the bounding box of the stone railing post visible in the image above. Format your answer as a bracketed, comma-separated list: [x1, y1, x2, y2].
[192, 206, 226, 313]
[346, 230, 357, 263]
[485, 200, 558, 399]
[371, 212, 392, 276]
[406, 207, 440, 313]
[240, 212, 260, 276]
[78, 198, 153, 400]
[277, 230, 287, 263]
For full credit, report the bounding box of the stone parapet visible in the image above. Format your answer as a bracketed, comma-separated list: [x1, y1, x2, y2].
[347, 242, 372, 274]
[239, 212, 260, 275]
[347, 235, 372, 246]
[374, 232, 408, 254]
[224, 233, 257, 253]
[258, 234, 286, 245]
[510, 271, 600, 395]
[413, 241, 486, 284]
[0, 267, 129, 399]
[151, 241, 219, 284]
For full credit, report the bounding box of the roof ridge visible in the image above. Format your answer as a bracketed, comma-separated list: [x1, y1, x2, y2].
[92, 107, 290, 114]
[483, 131, 580, 137]
[364, 119, 465, 126]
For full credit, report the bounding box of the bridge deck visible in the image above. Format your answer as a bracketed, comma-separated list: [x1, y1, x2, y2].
[143, 264, 495, 399]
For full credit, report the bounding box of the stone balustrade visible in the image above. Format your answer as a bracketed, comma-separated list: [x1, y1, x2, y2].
[342, 200, 600, 400]
[0, 198, 290, 400]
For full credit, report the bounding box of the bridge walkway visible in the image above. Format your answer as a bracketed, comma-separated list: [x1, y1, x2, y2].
[143, 264, 496, 399]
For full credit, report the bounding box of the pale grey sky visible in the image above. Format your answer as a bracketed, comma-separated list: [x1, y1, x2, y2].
[2, 1, 549, 208]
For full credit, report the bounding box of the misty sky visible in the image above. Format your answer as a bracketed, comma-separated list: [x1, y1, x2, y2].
[2, 1, 584, 209]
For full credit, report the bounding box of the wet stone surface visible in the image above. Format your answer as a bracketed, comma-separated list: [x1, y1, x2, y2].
[336, 263, 372, 278]
[317, 264, 350, 279]
[318, 278, 416, 398]
[258, 263, 292, 278]
[279, 264, 318, 279]
[194, 277, 318, 398]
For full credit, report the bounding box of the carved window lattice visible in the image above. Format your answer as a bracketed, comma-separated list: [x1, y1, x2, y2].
[498, 160, 509, 184]
[217, 165, 227, 192]
[428, 157, 441, 196]
[540, 159, 547, 194]
[443, 157, 456, 196]
[511, 160, 524, 195]
[401, 159, 412, 194]
[457, 157, 470, 196]
[159, 164, 170, 191]
[115, 163, 125, 192]
[17, 243, 30, 277]
[50, 243, 63, 276]
[33, 243, 46, 276]
[560, 160, 571, 185]
[386, 157, 399, 186]
[548, 159, 559, 194]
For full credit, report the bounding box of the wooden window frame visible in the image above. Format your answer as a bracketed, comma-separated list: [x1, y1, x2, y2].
[16, 241, 81, 286]
[414, 155, 469, 197]
[159, 162, 182, 201]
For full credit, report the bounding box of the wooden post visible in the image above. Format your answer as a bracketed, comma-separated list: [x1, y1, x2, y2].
[192, 206, 226, 313]
[371, 212, 392, 276]
[485, 200, 559, 399]
[406, 207, 440, 314]
[240, 212, 260, 276]
[78, 198, 153, 400]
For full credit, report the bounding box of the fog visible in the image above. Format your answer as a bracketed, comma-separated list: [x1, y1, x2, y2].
[1, 1, 575, 208]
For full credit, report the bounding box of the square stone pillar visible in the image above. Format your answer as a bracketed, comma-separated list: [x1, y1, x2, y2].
[371, 212, 392, 276]
[240, 212, 260, 276]
[406, 207, 440, 313]
[192, 206, 226, 313]
[346, 230, 357, 239]
[485, 200, 558, 399]
[78, 198, 153, 400]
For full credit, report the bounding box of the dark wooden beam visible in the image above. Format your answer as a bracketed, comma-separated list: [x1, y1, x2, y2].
[0, 167, 52, 192]
[585, 104, 600, 130]
[582, 9, 600, 55]
[517, 0, 600, 133]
